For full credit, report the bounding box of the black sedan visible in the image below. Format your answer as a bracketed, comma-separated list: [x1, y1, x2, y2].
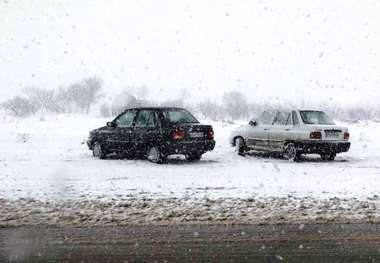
[87, 107, 215, 163]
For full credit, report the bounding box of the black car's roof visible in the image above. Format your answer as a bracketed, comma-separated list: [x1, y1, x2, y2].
[123, 107, 187, 111]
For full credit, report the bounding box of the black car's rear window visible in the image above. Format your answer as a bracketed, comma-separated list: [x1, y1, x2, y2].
[300, 111, 335, 125]
[163, 109, 199, 124]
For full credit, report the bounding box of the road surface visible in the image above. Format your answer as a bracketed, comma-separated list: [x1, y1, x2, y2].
[1, 223, 380, 262]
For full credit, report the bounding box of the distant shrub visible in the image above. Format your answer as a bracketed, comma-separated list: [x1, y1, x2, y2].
[99, 104, 112, 118]
[0, 96, 38, 116]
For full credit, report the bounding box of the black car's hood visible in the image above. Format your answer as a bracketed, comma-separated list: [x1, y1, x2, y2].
[90, 126, 108, 134]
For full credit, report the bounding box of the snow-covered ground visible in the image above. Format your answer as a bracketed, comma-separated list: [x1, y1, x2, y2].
[0, 114, 379, 225]
[0, 114, 379, 201]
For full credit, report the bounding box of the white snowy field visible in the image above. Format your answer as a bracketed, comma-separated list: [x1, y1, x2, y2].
[0, 114, 379, 202]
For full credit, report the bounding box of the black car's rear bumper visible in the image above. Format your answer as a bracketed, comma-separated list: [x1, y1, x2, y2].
[162, 140, 215, 155]
[297, 140, 350, 154]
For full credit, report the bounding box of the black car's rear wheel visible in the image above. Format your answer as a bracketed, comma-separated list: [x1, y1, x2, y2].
[93, 142, 107, 159]
[147, 146, 166, 164]
[186, 153, 202, 162]
[321, 152, 336, 161]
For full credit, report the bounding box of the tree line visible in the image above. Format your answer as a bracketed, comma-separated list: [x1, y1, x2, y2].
[1, 77, 102, 119]
[1, 77, 379, 122]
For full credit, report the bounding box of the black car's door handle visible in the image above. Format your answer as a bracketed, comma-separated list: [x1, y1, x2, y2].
[285, 128, 291, 131]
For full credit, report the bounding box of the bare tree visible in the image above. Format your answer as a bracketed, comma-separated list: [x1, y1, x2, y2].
[0, 96, 38, 116]
[65, 77, 103, 113]
[24, 86, 55, 120]
[82, 77, 103, 113]
[198, 100, 223, 121]
[222, 90, 248, 120]
[54, 86, 76, 113]
[99, 103, 111, 117]
[66, 83, 86, 112]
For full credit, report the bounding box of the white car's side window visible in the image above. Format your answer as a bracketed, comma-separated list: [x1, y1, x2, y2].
[292, 111, 299, 125]
[273, 111, 291, 126]
[257, 111, 274, 125]
[285, 113, 293, 126]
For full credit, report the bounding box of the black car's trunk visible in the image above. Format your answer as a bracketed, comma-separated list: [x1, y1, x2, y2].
[172, 123, 213, 141]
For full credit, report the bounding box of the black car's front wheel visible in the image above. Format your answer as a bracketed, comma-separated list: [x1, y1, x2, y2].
[93, 142, 107, 159]
[147, 146, 166, 164]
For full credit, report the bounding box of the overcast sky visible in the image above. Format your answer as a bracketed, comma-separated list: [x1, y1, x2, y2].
[1, 0, 380, 105]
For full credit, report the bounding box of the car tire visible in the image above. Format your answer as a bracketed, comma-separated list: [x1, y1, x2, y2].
[283, 143, 300, 162]
[186, 153, 202, 162]
[321, 153, 336, 161]
[93, 142, 107, 159]
[234, 137, 246, 156]
[147, 146, 166, 164]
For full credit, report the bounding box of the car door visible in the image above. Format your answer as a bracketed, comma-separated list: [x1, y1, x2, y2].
[109, 109, 137, 152]
[246, 110, 274, 151]
[269, 110, 292, 151]
[133, 110, 161, 154]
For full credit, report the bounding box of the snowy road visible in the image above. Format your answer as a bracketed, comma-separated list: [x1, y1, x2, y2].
[0, 115, 379, 201]
[2, 224, 380, 262]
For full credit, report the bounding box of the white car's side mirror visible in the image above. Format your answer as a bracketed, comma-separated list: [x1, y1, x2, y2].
[249, 120, 257, 126]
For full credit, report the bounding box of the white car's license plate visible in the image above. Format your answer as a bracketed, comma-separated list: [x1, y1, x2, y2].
[189, 132, 204, 138]
[325, 131, 340, 138]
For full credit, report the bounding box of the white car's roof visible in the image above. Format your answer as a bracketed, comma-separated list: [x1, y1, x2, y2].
[296, 109, 326, 112]
[256, 109, 328, 115]
[262, 109, 325, 112]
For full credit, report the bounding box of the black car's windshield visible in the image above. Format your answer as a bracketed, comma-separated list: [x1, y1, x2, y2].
[163, 109, 199, 124]
[300, 111, 335, 125]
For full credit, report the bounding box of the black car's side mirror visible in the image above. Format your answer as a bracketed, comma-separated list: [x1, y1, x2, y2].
[249, 120, 257, 126]
[107, 122, 116, 128]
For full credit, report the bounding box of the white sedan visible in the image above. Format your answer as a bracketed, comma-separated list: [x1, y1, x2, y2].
[230, 109, 351, 161]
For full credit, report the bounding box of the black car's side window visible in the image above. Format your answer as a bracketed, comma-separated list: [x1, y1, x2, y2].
[115, 110, 137, 127]
[135, 110, 158, 127]
[146, 112, 158, 127]
[135, 110, 149, 127]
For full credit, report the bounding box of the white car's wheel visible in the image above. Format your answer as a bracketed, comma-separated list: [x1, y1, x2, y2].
[147, 146, 166, 164]
[234, 137, 246, 156]
[283, 143, 299, 161]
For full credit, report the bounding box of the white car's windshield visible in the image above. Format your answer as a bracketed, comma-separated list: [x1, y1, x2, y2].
[300, 111, 335, 125]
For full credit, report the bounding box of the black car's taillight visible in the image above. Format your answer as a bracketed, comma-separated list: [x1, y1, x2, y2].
[171, 130, 185, 140]
[207, 128, 214, 140]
